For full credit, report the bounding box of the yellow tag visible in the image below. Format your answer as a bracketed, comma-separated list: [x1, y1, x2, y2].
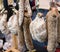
[8, 0, 13, 5]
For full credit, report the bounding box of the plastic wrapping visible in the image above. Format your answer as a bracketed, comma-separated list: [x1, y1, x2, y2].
[30, 13, 47, 42]
[0, 13, 9, 35]
[3, 42, 12, 50]
[8, 14, 18, 35]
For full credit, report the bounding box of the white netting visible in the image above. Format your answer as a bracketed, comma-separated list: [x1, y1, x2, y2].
[8, 14, 18, 34]
[0, 13, 9, 34]
[30, 13, 47, 42]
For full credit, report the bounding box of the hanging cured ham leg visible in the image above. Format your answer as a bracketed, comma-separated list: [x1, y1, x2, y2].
[7, 11, 20, 52]
[7, 0, 19, 50]
[0, 0, 10, 35]
[24, 0, 34, 51]
[18, 0, 25, 52]
[46, 2, 59, 52]
[8, 11, 19, 49]
[18, 0, 35, 52]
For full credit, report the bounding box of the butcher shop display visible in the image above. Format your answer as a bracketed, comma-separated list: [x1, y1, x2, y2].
[0, 0, 60, 52]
